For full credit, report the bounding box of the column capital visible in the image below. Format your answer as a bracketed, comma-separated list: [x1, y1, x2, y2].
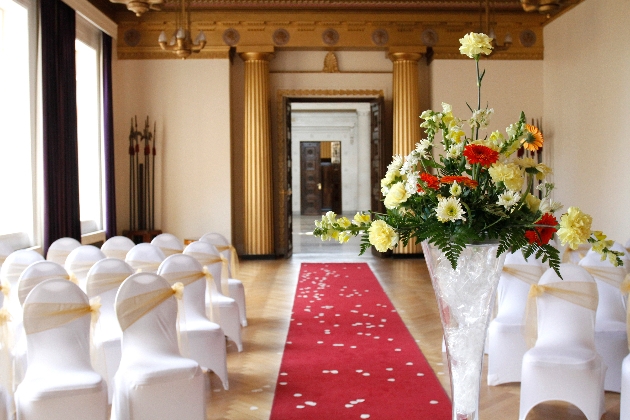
[387, 46, 427, 63]
[237, 45, 275, 62]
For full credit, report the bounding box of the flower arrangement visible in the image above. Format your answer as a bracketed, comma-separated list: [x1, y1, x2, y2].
[313, 32, 623, 275]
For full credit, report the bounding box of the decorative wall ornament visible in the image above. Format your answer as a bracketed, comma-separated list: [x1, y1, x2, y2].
[371, 29, 389, 46]
[421, 28, 438, 46]
[124, 29, 142, 47]
[273, 28, 290, 46]
[322, 28, 339, 46]
[322, 52, 340, 73]
[519, 29, 537, 47]
[223, 28, 240, 46]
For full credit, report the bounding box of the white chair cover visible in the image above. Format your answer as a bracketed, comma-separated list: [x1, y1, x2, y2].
[64, 245, 106, 291]
[561, 242, 590, 265]
[0, 272, 11, 419]
[579, 248, 628, 392]
[46, 237, 81, 266]
[112, 273, 205, 420]
[0, 250, 44, 323]
[0, 242, 13, 271]
[0, 385, 9, 420]
[199, 232, 247, 326]
[519, 264, 605, 420]
[14, 261, 70, 390]
[85, 258, 134, 404]
[158, 254, 229, 389]
[487, 249, 543, 386]
[151, 233, 184, 257]
[621, 353, 630, 420]
[125, 243, 165, 274]
[184, 241, 243, 351]
[14, 278, 107, 420]
[101, 236, 136, 260]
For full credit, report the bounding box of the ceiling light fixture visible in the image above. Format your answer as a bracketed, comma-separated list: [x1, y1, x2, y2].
[484, 0, 512, 54]
[158, 0, 206, 59]
[110, 0, 161, 17]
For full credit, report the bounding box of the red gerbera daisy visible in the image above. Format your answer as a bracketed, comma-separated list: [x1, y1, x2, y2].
[524, 213, 558, 245]
[440, 175, 479, 188]
[418, 172, 439, 192]
[463, 144, 499, 167]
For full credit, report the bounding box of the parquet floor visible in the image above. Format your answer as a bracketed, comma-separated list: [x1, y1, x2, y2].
[205, 216, 621, 419]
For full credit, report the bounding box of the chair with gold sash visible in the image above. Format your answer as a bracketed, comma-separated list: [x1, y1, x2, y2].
[125, 243, 165, 275]
[151, 233, 184, 257]
[519, 264, 605, 420]
[579, 248, 628, 392]
[112, 273, 205, 420]
[101, 236, 135, 260]
[183, 241, 243, 352]
[158, 254, 229, 389]
[199, 232, 247, 327]
[14, 278, 107, 420]
[487, 249, 543, 386]
[46, 237, 81, 266]
[0, 241, 13, 272]
[85, 258, 134, 404]
[561, 242, 591, 265]
[14, 261, 70, 390]
[0, 263, 12, 420]
[64, 245, 106, 291]
[0, 250, 44, 324]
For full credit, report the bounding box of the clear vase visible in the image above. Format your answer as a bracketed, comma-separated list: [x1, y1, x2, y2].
[424, 241, 506, 420]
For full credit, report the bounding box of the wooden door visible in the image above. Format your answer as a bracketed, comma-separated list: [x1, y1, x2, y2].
[285, 100, 293, 257]
[300, 142, 322, 215]
[321, 162, 341, 214]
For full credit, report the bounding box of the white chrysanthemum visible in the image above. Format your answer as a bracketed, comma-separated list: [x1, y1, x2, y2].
[449, 181, 462, 197]
[387, 155, 403, 173]
[413, 139, 432, 159]
[446, 144, 463, 159]
[401, 157, 417, 175]
[497, 191, 521, 209]
[405, 172, 419, 196]
[435, 196, 466, 223]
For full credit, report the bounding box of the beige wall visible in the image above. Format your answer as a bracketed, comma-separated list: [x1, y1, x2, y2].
[112, 58, 232, 242]
[544, 0, 630, 242]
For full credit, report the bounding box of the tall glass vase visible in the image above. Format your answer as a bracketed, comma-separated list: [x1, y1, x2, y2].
[424, 241, 506, 420]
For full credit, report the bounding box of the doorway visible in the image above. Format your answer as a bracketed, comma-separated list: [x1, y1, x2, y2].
[300, 141, 342, 215]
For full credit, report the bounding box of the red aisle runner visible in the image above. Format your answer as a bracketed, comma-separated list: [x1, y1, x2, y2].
[270, 262, 451, 419]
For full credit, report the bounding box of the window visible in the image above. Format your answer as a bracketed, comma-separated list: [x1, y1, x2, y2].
[75, 16, 103, 237]
[0, 0, 37, 249]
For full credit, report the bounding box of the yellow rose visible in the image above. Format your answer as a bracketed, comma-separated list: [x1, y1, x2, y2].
[525, 193, 541, 213]
[557, 207, 593, 250]
[459, 32, 493, 58]
[353, 212, 371, 225]
[368, 220, 398, 252]
[488, 162, 524, 192]
[384, 182, 409, 210]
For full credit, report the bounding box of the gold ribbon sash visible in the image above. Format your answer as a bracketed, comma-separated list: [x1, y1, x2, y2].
[0, 256, 6, 266]
[66, 261, 98, 282]
[524, 281, 598, 348]
[127, 260, 162, 273]
[46, 249, 72, 263]
[214, 244, 239, 278]
[18, 274, 72, 303]
[0, 280, 10, 300]
[3, 263, 30, 282]
[117, 283, 184, 331]
[0, 307, 13, 396]
[502, 265, 543, 285]
[23, 298, 101, 335]
[87, 272, 130, 298]
[562, 248, 586, 264]
[622, 274, 630, 350]
[185, 253, 228, 294]
[582, 266, 626, 290]
[104, 249, 128, 260]
[159, 247, 183, 257]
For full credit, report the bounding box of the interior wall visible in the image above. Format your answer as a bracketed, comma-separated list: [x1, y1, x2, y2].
[543, 0, 630, 243]
[112, 58, 232, 242]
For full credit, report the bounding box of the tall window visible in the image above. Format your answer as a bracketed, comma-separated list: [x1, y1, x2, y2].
[0, 0, 36, 249]
[75, 16, 103, 235]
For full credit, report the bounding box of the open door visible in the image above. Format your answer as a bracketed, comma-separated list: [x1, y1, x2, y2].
[300, 141, 322, 215]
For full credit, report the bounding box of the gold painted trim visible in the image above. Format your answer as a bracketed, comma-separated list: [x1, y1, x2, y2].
[270, 70, 393, 74]
[274, 89, 384, 256]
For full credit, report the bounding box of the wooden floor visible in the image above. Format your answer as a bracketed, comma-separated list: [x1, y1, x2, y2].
[205, 218, 621, 419]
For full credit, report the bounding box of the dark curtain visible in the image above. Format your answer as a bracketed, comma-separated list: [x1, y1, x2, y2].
[41, 0, 81, 254]
[102, 34, 117, 238]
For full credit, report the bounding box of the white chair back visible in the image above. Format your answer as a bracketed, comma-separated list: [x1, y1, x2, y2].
[64, 245, 106, 290]
[125, 243, 165, 274]
[183, 241, 226, 295]
[101, 236, 135, 260]
[580, 249, 626, 327]
[158, 254, 206, 321]
[46, 237, 81, 266]
[199, 232, 235, 277]
[18, 261, 68, 306]
[0, 242, 13, 271]
[498, 250, 543, 320]
[151, 233, 183, 257]
[0, 250, 44, 317]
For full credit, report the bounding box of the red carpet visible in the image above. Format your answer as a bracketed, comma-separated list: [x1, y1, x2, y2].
[270, 262, 451, 419]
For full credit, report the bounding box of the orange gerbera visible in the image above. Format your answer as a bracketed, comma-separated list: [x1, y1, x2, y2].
[521, 124, 544, 152]
[462, 144, 499, 167]
[524, 213, 557, 245]
[418, 172, 439, 192]
[440, 176, 479, 188]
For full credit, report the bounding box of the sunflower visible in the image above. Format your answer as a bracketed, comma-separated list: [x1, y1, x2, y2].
[521, 124, 544, 152]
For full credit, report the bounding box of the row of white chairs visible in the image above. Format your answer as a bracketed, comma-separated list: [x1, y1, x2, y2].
[0, 232, 246, 420]
[486, 242, 630, 420]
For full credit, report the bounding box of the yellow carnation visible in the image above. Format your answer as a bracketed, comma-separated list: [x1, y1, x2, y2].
[488, 162, 524, 192]
[368, 220, 398, 253]
[384, 182, 409, 210]
[459, 32, 493, 58]
[557, 207, 593, 250]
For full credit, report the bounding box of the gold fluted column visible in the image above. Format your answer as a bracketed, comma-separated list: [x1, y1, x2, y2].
[240, 49, 275, 255]
[389, 48, 425, 255]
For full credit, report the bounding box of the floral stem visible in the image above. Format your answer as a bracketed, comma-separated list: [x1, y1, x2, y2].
[475, 57, 481, 140]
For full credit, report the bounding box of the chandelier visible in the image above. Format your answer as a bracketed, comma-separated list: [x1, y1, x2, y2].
[158, 0, 206, 59]
[483, 0, 512, 54]
[111, 0, 161, 17]
[520, 0, 561, 13]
